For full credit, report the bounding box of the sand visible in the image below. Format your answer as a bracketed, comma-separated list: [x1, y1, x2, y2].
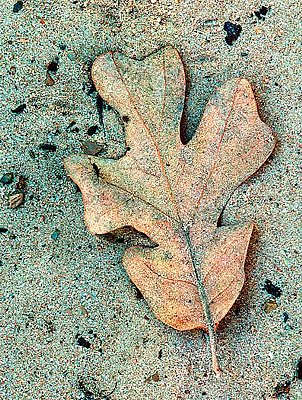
[0, 0, 301, 399]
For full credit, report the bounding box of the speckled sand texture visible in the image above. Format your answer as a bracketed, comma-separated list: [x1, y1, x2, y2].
[0, 1, 301, 399]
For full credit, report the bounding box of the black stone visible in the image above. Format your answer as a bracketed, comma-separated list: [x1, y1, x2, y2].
[76, 336, 91, 349]
[11, 104, 26, 113]
[263, 279, 282, 297]
[39, 143, 57, 152]
[224, 21, 242, 45]
[283, 312, 289, 323]
[87, 125, 98, 136]
[255, 6, 270, 20]
[47, 61, 59, 72]
[13, 1, 23, 13]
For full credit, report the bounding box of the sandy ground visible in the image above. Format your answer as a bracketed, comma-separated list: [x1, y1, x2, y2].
[0, 0, 301, 399]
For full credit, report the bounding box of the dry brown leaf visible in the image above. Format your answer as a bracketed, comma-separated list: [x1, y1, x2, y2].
[64, 46, 275, 374]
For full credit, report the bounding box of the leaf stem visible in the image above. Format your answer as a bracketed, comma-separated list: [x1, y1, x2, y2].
[183, 228, 221, 376]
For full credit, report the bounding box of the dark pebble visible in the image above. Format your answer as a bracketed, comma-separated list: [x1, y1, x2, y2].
[39, 143, 57, 152]
[47, 60, 59, 72]
[76, 336, 91, 349]
[67, 121, 79, 132]
[274, 380, 291, 396]
[67, 121, 76, 129]
[13, 1, 23, 13]
[224, 21, 242, 45]
[283, 312, 289, 323]
[1, 172, 14, 184]
[146, 373, 160, 383]
[87, 125, 98, 136]
[263, 279, 282, 297]
[0, 227, 8, 234]
[11, 104, 26, 113]
[255, 6, 270, 20]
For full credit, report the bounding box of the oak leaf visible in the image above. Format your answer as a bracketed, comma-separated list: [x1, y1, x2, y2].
[64, 46, 275, 374]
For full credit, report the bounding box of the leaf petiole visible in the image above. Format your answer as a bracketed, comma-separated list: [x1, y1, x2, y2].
[183, 227, 221, 376]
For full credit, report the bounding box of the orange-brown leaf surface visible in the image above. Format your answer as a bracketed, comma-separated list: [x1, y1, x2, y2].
[64, 46, 275, 373]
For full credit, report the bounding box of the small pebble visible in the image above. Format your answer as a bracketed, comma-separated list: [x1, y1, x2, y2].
[224, 21, 242, 45]
[255, 6, 270, 20]
[76, 336, 91, 348]
[11, 104, 26, 114]
[146, 373, 160, 383]
[9, 66, 16, 75]
[51, 230, 60, 240]
[1, 173, 14, 184]
[87, 125, 98, 136]
[263, 279, 282, 297]
[13, 1, 23, 13]
[82, 141, 104, 156]
[47, 60, 59, 72]
[66, 121, 79, 132]
[284, 324, 292, 331]
[67, 53, 76, 61]
[39, 143, 57, 152]
[263, 299, 278, 313]
[45, 71, 55, 86]
[283, 312, 289, 323]
[9, 192, 24, 208]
